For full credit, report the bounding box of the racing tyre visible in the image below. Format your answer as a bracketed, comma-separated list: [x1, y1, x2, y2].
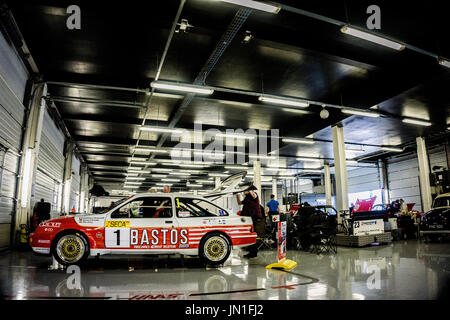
[51, 231, 89, 266]
[199, 232, 231, 266]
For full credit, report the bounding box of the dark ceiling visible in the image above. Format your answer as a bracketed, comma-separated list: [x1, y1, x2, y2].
[5, 0, 450, 191]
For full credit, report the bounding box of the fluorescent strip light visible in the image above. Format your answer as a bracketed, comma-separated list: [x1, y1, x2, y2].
[220, 0, 280, 13]
[151, 174, 166, 178]
[161, 178, 180, 182]
[346, 160, 358, 164]
[281, 108, 309, 114]
[180, 164, 207, 168]
[193, 151, 225, 158]
[196, 180, 215, 184]
[134, 148, 168, 153]
[152, 168, 172, 172]
[249, 155, 276, 160]
[224, 165, 249, 170]
[341, 108, 380, 118]
[302, 169, 322, 173]
[381, 146, 403, 152]
[402, 118, 432, 126]
[128, 170, 151, 173]
[156, 183, 173, 186]
[187, 184, 202, 188]
[282, 138, 315, 144]
[151, 81, 214, 95]
[209, 173, 229, 177]
[341, 26, 405, 51]
[438, 58, 450, 68]
[124, 186, 138, 189]
[126, 177, 145, 180]
[169, 172, 191, 176]
[124, 181, 142, 185]
[140, 126, 184, 134]
[216, 133, 255, 140]
[130, 161, 156, 166]
[258, 96, 309, 108]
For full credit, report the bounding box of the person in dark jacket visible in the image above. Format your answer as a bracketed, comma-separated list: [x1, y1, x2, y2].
[236, 186, 263, 258]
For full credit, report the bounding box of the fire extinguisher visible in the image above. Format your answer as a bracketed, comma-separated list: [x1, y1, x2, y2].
[19, 224, 29, 246]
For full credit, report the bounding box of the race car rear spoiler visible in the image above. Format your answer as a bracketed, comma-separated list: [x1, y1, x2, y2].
[203, 171, 254, 199]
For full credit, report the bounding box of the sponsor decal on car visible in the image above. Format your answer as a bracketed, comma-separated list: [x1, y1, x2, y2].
[105, 220, 130, 228]
[39, 222, 61, 228]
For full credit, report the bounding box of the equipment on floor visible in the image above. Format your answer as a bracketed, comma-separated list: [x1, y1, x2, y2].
[291, 205, 337, 254]
[266, 220, 298, 271]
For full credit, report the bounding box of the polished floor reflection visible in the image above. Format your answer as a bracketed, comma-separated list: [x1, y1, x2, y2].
[0, 240, 449, 300]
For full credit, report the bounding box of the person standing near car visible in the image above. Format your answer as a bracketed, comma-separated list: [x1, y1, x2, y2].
[266, 194, 280, 218]
[236, 186, 263, 258]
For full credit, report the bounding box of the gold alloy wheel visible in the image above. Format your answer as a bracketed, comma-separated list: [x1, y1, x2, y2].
[203, 236, 228, 262]
[56, 234, 85, 263]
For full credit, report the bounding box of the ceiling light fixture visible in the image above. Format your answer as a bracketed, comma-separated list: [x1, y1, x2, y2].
[161, 178, 180, 182]
[438, 58, 450, 68]
[302, 169, 322, 173]
[402, 118, 432, 126]
[128, 170, 151, 173]
[341, 26, 405, 51]
[151, 81, 214, 95]
[140, 126, 184, 134]
[209, 173, 229, 177]
[381, 146, 403, 152]
[249, 155, 276, 160]
[220, 0, 281, 14]
[341, 108, 380, 118]
[216, 133, 255, 140]
[134, 148, 168, 153]
[169, 172, 191, 176]
[281, 108, 309, 114]
[282, 138, 315, 144]
[258, 96, 309, 108]
[296, 157, 321, 162]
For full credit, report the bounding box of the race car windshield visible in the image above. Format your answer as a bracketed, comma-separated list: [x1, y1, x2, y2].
[433, 196, 450, 208]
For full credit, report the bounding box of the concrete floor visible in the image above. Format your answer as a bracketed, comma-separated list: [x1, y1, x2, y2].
[0, 240, 449, 300]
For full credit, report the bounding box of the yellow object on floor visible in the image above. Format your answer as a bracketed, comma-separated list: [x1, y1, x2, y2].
[265, 259, 298, 271]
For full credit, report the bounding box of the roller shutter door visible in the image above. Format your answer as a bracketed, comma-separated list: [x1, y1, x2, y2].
[70, 156, 81, 212]
[34, 109, 65, 217]
[347, 166, 381, 194]
[387, 155, 422, 212]
[0, 30, 28, 249]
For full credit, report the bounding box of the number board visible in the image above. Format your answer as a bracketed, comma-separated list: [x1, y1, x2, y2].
[105, 220, 131, 248]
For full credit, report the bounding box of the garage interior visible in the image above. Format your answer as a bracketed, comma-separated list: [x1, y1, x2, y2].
[0, 0, 449, 300]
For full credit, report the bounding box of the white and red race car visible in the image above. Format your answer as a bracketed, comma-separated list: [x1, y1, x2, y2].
[30, 173, 257, 266]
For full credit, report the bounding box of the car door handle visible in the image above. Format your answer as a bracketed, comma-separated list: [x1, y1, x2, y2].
[165, 220, 173, 224]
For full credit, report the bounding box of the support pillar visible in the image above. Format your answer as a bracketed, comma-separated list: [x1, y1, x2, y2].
[324, 163, 332, 206]
[417, 137, 432, 212]
[79, 165, 89, 213]
[332, 124, 349, 224]
[62, 143, 74, 214]
[253, 159, 261, 198]
[378, 159, 389, 204]
[272, 177, 277, 200]
[15, 83, 46, 232]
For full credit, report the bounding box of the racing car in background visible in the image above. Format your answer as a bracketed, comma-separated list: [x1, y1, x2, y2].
[420, 193, 450, 240]
[30, 172, 257, 266]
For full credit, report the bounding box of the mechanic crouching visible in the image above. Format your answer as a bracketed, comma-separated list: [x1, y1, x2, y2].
[236, 185, 264, 259]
